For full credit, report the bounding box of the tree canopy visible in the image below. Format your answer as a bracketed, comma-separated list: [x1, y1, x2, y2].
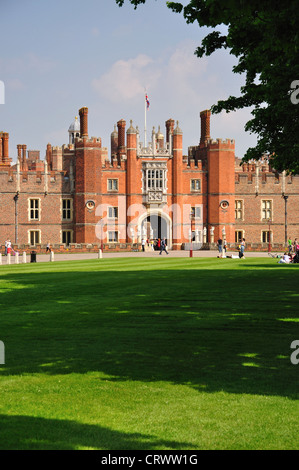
[115, 0, 299, 174]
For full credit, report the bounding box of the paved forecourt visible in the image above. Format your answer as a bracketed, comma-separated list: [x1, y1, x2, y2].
[0, 249, 270, 264]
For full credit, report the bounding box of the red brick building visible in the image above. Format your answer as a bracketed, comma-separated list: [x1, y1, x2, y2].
[0, 107, 298, 252]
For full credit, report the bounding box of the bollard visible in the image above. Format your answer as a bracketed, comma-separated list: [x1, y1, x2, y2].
[98, 249, 102, 259]
[7, 253, 11, 265]
[23, 252, 26, 264]
[0, 340, 4, 365]
[15, 252, 19, 264]
[0, 253, 2, 265]
[50, 251, 54, 262]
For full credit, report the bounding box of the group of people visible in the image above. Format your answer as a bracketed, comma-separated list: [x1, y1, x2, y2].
[278, 251, 299, 264]
[278, 239, 299, 264]
[288, 238, 299, 254]
[217, 238, 246, 259]
[141, 238, 169, 255]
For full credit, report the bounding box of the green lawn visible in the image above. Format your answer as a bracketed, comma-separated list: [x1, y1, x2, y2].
[0, 256, 298, 449]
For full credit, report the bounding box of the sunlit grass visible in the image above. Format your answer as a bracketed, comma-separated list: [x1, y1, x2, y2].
[0, 257, 298, 449]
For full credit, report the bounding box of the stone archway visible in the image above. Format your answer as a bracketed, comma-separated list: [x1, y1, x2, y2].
[139, 209, 172, 249]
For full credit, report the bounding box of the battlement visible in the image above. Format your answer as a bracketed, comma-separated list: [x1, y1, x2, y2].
[103, 158, 126, 170]
[185, 158, 203, 170]
[61, 144, 76, 152]
[75, 136, 102, 146]
[208, 138, 235, 149]
[236, 160, 271, 174]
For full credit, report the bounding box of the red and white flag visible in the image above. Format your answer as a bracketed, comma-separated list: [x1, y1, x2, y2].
[145, 93, 150, 109]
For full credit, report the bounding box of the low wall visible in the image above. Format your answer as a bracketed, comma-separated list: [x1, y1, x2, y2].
[1, 241, 288, 255]
[181, 242, 287, 252]
[1, 243, 141, 254]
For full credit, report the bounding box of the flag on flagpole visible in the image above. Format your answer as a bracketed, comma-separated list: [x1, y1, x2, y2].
[145, 93, 150, 109]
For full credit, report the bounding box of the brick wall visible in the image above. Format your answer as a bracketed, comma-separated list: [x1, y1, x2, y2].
[1, 107, 298, 251]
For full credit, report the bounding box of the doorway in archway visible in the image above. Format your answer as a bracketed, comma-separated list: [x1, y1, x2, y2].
[141, 213, 171, 246]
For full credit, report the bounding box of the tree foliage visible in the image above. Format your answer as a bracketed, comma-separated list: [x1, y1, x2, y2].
[115, 0, 299, 174]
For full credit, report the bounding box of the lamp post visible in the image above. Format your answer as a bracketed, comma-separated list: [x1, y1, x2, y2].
[268, 219, 272, 252]
[98, 217, 103, 252]
[190, 211, 194, 258]
[283, 195, 288, 246]
[222, 226, 226, 258]
[13, 192, 19, 245]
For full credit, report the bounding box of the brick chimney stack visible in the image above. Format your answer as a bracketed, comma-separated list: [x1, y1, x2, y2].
[200, 109, 211, 147]
[46, 143, 52, 169]
[165, 119, 175, 144]
[79, 107, 88, 138]
[21, 145, 27, 165]
[2, 132, 10, 165]
[17, 144, 22, 161]
[0, 134, 2, 161]
[111, 125, 118, 159]
[117, 119, 126, 154]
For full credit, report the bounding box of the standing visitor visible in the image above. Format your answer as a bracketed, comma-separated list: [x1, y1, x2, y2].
[141, 238, 146, 252]
[217, 238, 223, 257]
[223, 242, 227, 258]
[239, 238, 246, 259]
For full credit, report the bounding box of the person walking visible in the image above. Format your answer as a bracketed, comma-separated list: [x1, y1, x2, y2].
[4, 239, 8, 256]
[159, 238, 169, 255]
[46, 241, 51, 253]
[141, 238, 146, 252]
[217, 238, 223, 257]
[288, 237, 293, 253]
[239, 238, 246, 259]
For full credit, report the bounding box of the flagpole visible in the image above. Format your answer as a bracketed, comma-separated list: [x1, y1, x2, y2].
[144, 91, 147, 149]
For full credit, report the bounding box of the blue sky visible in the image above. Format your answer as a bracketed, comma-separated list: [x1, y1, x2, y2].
[0, 0, 257, 161]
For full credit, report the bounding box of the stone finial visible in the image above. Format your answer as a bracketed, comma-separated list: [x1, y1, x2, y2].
[173, 120, 182, 134]
[127, 119, 136, 134]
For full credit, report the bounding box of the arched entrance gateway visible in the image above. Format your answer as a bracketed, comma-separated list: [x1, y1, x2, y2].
[139, 210, 172, 249]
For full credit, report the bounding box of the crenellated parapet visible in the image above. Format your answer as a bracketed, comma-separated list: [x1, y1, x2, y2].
[75, 136, 102, 147]
[185, 158, 203, 171]
[207, 138, 235, 150]
[102, 159, 126, 170]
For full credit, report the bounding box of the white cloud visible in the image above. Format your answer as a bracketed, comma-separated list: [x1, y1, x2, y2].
[92, 54, 161, 102]
[165, 40, 208, 96]
[91, 40, 209, 110]
[90, 40, 256, 157]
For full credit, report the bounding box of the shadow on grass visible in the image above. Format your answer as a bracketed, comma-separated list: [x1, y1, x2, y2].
[0, 264, 298, 398]
[0, 414, 193, 450]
